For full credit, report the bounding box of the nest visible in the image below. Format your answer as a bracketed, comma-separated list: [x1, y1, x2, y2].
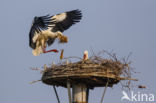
[41, 51, 137, 89]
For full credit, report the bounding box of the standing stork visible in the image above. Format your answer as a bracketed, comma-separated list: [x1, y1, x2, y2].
[29, 9, 82, 56]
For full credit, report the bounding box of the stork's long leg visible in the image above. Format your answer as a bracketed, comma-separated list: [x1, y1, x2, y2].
[43, 46, 58, 53]
[43, 49, 58, 53]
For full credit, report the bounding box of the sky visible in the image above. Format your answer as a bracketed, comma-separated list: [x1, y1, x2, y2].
[0, 0, 156, 103]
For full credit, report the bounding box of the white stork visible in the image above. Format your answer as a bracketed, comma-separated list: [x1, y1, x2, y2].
[29, 9, 82, 56]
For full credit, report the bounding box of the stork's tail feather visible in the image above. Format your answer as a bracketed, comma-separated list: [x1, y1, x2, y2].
[32, 46, 43, 56]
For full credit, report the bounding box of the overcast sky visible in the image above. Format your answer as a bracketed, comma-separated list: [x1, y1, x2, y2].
[0, 0, 156, 103]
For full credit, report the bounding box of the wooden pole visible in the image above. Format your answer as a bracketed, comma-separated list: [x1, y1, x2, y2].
[100, 78, 109, 103]
[53, 86, 60, 103]
[67, 81, 72, 103]
[66, 60, 72, 103]
[72, 83, 88, 103]
[72, 50, 89, 103]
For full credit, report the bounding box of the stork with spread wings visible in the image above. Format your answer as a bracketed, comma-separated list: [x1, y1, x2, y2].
[29, 10, 82, 56]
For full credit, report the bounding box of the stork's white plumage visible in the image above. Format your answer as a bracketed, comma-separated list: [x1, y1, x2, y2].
[29, 10, 82, 56]
[83, 50, 88, 60]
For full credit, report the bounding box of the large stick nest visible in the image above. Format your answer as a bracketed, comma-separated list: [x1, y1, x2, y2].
[41, 51, 137, 89]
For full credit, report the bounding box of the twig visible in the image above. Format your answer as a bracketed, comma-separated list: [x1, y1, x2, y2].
[29, 80, 41, 84]
[63, 56, 82, 60]
[30, 67, 41, 71]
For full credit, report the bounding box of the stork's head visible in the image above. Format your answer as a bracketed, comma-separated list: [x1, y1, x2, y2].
[83, 50, 88, 60]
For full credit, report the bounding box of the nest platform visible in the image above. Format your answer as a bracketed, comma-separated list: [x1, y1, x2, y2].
[42, 57, 137, 89]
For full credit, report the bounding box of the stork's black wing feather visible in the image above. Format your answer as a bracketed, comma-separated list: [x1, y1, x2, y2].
[52, 9, 82, 32]
[29, 15, 53, 49]
[29, 10, 82, 48]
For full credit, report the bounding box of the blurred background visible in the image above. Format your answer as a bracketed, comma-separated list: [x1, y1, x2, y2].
[0, 0, 155, 103]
